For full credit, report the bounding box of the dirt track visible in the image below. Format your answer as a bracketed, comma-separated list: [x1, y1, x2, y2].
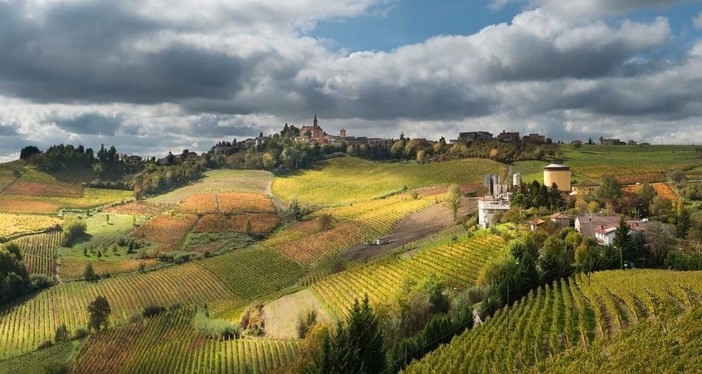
[341, 197, 477, 261]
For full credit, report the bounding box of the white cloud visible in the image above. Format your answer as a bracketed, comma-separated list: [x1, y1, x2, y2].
[694, 11, 702, 28]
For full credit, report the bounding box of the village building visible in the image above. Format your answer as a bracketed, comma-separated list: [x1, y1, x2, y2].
[599, 137, 625, 145]
[571, 180, 599, 196]
[298, 114, 326, 143]
[478, 196, 511, 228]
[126, 155, 142, 165]
[528, 218, 546, 232]
[551, 212, 573, 227]
[575, 215, 620, 238]
[497, 130, 520, 143]
[458, 131, 493, 142]
[522, 133, 546, 144]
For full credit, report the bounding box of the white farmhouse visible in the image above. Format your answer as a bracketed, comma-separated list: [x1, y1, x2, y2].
[478, 197, 511, 228]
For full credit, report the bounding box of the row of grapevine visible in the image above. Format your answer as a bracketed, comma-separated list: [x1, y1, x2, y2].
[197, 247, 305, 299]
[72, 307, 298, 373]
[404, 270, 702, 373]
[270, 197, 435, 266]
[0, 263, 237, 359]
[12, 230, 63, 277]
[313, 234, 506, 319]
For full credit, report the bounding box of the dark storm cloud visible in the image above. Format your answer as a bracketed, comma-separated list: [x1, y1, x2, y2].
[54, 113, 123, 136]
[0, 1, 249, 104]
[0, 126, 18, 136]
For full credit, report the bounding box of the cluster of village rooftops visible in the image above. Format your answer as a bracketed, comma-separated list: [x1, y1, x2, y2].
[477, 164, 648, 247]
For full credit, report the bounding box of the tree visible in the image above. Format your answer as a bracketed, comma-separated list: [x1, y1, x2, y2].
[55, 324, 70, 343]
[318, 214, 333, 231]
[597, 175, 622, 201]
[244, 220, 252, 235]
[444, 184, 463, 222]
[88, 296, 111, 332]
[311, 295, 385, 373]
[20, 145, 41, 160]
[538, 236, 571, 285]
[613, 217, 630, 268]
[637, 183, 657, 217]
[83, 263, 98, 282]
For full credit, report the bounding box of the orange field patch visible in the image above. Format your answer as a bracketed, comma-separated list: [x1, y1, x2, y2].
[175, 192, 276, 214]
[622, 183, 678, 201]
[59, 258, 161, 279]
[652, 183, 678, 200]
[192, 213, 281, 234]
[218, 192, 276, 213]
[104, 201, 173, 216]
[174, 194, 220, 214]
[0, 197, 61, 214]
[132, 214, 198, 251]
[4, 181, 83, 198]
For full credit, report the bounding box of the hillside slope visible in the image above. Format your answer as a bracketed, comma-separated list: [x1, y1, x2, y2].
[405, 270, 702, 373]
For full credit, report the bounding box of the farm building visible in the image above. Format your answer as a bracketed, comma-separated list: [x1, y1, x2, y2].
[551, 212, 573, 227]
[571, 180, 599, 196]
[575, 215, 620, 237]
[497, 130, 520, 142]
[543, 163, 572, 192]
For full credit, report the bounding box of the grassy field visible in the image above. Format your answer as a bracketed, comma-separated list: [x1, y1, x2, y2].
[61, 213, 146, 256]
[272, 158, 504, 205]
[149, 169, 272, 204]
[512, 160, 548, 184]
[560, 144, 700, 183]
[405, 270, 702, 373]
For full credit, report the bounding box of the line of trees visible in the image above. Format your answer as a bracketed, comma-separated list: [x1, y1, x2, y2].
[0, 243, 53, 305]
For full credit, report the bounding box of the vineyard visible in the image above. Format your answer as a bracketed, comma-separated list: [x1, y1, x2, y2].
[0, 263, 236, 359]
[272, 157, 504, 205]
[71, 307, 298, 373]
[12, 230, 63, 277]
[560, 144, 699, 183]
[404, 270, 702, 373]
[58, 258, 161, 279]
[0, 340, 78, 374]
[193, 213, 281, 235]
[0, 213, 60, 238]
[131, 213, 199, 251]
[3, 168, 83, 197]
[0, 188, 132, 214]
[622, 182, 679, 201]
[197, 247, 305, 299]
[313, 234, 506, 319]
[269, 196, 436, 266]
[175, 192, 276, 215]
[149, 169, 273, 204]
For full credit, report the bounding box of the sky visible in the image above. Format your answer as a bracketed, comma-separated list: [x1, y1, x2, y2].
[1, 0, 702, 161]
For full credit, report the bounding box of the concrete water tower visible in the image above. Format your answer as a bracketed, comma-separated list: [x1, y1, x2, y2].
[544, 163, 571, 192]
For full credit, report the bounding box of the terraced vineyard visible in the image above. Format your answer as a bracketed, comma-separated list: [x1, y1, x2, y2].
[12, 230, 63, 277]
[72, 307, 298, 373]
[313, 234, 506, 318]
[404, 270, 702, 373]
[0, 263, 236, 359]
